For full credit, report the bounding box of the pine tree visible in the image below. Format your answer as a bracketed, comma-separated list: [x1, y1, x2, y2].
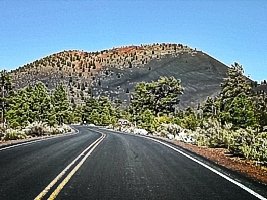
[0, 70, 12, 130]
[202, 97, 216, 118]
[52, 84, 71, 125]
[254, 93, 267, 130]
[89, 109, 101, 125]
[71, 105, 83, 124]
[139, 109, 155, 132]
[83, 97, 99, 123]
[31, 82, 52, 123]
[228, 94, 256, 128]
[220, 63, 252, 108]
[6, 88, 30, 128]
[131, 76, 183, 116]
[83, 96, 117, 125]
[219, 63, 256, 128]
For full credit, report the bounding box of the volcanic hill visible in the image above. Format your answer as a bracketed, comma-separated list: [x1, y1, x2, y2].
[10, 43, 229, 108]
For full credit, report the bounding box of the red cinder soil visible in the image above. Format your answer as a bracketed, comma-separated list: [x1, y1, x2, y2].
[171, 140, 267, 185]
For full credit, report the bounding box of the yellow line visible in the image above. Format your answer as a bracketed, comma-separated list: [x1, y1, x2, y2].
[48, 134, 105, 199]
[34, 133, 105, 200]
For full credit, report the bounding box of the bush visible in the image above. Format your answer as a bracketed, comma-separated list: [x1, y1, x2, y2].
[61, 124, 72, 133]
[193, 119, 226, 147]
[0, 126, 4, 138]
[25, 122, 48, 136]
[207, 124, 267, 164]
[227, 129, 267, 164]
[156, 123, 182, 137]
[223, 128, 244, 156]
[252, 132, 267, 164]
[48, 127, 61, 135]
[8, 121, 22, 129]
[23, 122, 72, 137]
[181, 114, 200, 131]
[3, 129, 27, 141]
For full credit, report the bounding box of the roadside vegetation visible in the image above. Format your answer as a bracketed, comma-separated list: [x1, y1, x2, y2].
[0, 71, 72, 141]
[125, 63, 267, 166]
[1, 63, 267, 166]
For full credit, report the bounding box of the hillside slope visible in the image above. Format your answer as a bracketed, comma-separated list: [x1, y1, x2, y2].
[10, 43, 228, 108]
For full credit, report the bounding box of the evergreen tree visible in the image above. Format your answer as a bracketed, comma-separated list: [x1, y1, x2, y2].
[0, 70, 12, 130]
[83, 96, 117, 125]
[6, 83, 54, 127]
[52, 84, 71, 125]
[83, 97, 99, 123]
[139, 109, 155, 132]
[31, 82, 52, 123]
[220, 63, 252, 109]
[254, 93, 267, 130]
[98, 96, 115, 116]
[181, 107, 199, 130]
[131, 76, 183, 116]
[219, 63, 256, 128]
[70, 105, 83, 124]
[225, 94, 256, 128]
[202, 97, 216, 118]
[89, 109, 101, 125]
[6, 88, 30, 128]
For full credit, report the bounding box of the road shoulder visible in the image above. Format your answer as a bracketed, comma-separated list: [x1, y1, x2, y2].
[0, 126, 78, 150]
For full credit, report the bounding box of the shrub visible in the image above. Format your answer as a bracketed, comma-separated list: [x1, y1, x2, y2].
[156, 123, 182, 137]
[193, 119, 226, 147]
[222, 127, 267, 164]
[24, 122, 72, 137]
[252, 132, 267, 164]
[156, 125, 169, 137]
[49, 127, 61, 135]
[3, 129, 27, 141]
[181, 114, 200, 131]
[223, 128, 245, 156]
[25, 122, 49, 137]
[0, 127, 4, 138]
[61, 124, 71, 133]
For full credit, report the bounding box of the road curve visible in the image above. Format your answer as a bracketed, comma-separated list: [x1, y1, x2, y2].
[0, 126, 101, 200]
[57, 128, 266, 200]
[0, 126, 266, 200]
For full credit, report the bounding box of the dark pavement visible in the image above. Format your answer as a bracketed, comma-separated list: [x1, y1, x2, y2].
[0, 126, 266, 200]
[0, 126, 100, 200]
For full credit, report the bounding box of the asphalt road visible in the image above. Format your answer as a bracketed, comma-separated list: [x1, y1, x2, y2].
[0, 126, 266, 200]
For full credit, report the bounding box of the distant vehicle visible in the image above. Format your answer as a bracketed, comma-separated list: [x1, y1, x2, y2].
[87, 124, 96, 127]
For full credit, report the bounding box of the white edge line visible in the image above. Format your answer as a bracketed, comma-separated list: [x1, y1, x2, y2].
[98, 128, 266, 200]
[136, 135, 267, 200]
[0, 127, 79, 152]
[34, 132, 105, 200]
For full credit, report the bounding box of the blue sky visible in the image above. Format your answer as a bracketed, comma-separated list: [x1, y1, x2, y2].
[0, 0, 266, 81]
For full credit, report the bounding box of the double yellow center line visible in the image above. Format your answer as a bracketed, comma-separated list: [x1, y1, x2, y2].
[35, 131, 106, 200]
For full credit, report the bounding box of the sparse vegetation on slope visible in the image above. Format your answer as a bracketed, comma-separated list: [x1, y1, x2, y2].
[9, 43, 228, 108]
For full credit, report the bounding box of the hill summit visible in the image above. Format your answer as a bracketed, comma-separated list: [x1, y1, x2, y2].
[10, 43, 228, 108]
